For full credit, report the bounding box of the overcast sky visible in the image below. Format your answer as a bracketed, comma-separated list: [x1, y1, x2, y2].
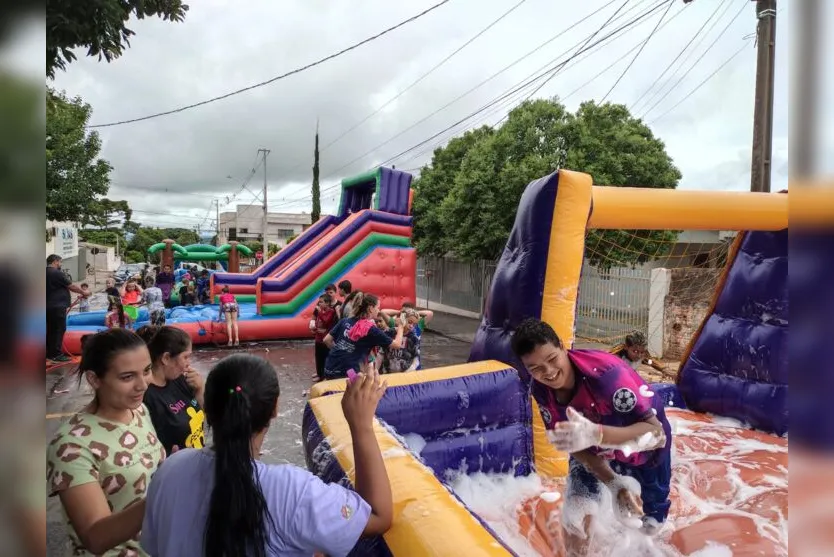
[46, 0, 791, 231]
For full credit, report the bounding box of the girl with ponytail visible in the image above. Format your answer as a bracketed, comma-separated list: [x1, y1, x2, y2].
[322, 292, 405, 379]
[141, 353, 393, 556]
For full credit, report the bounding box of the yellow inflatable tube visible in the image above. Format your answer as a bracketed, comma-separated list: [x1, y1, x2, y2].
[309, 361, 567, 479]
[306, 362, 569, 556]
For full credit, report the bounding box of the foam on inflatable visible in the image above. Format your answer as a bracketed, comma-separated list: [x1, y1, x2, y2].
[302, 169, 791, 556]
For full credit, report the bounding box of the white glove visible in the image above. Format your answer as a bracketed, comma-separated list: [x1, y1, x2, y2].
[545, 407, 603, 453]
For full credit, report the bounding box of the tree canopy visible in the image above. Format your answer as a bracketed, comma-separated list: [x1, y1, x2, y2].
[411, 99, 682, 268]
[46, 89, 112, 223]
[47, 0, 189, 79]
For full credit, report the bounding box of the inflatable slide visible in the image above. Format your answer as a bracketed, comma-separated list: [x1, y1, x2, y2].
[61, 167, 416, 354]
[303, 169, 798, 556]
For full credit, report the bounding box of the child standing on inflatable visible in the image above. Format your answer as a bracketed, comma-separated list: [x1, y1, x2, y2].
[141, 276, 166, 326]
[511, 318, 672, 544]
[156, 264, 175, 306]
[218, 286, 240, 347]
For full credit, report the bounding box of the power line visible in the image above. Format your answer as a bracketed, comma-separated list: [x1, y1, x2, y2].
[640, 0, 748, 119]
[317, 0, 528, 155]
[629, 0, 728, 113]
[599, 0, 676, 103]
[376, 0, 671, 169]
[634, 0, 737, 114]
[88, 0, 457, 128]
[394, 0, 683, 167]
[323, 0, 664, 187]
[521, 0, 633, 104]
[649, 40, 750, 124]
[560, 0, 690, 103]
[269, 0, 668, 210]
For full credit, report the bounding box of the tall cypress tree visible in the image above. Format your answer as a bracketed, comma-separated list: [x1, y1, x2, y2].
[311, 119, 321, 224]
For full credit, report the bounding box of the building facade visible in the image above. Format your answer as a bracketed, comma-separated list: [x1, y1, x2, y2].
[217, 206, 312, 248]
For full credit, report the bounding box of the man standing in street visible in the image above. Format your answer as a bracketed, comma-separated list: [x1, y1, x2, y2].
[46, 254, 88, 362]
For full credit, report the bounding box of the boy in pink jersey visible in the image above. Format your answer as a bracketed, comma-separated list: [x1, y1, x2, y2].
[511, 318, 672, 539]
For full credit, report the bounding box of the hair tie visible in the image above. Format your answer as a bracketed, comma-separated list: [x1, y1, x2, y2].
[228, 385, 242, 394]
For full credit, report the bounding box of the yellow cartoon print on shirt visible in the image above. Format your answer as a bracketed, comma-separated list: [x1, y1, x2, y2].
[185, 405, 205, 448]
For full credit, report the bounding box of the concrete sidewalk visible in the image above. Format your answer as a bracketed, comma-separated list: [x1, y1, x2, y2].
[422, 310, 481, 344]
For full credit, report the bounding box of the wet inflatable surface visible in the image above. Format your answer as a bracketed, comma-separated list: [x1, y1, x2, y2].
[460, 408, 787, 557]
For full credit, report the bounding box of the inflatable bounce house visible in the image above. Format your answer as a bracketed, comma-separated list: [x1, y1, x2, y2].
[61, 167, 416, 354]
[303, 170, 793, 556]
[148, 240, 255, 272]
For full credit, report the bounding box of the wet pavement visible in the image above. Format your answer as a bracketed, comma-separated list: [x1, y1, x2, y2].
[46, 333, 472, 555]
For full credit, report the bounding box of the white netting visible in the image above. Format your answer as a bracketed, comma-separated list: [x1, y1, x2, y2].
[575, 229, 738, 373]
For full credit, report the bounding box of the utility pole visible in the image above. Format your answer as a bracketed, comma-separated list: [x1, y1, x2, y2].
[749, 0, 776, 192]
[258, 148, 271, 254]
[214, 198, 221, 246]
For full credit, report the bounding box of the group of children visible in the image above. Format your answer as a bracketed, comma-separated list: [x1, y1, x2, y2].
[309, 280, 434, 382]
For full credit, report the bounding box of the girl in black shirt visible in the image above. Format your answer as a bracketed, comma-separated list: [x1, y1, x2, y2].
[137, 326, 206, 454]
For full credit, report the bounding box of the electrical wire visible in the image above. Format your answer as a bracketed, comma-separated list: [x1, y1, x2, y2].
[318, 0, 528, 154]
[393, 0, 687, 168]
[598, 0, 676, 103]
[634, 0, 737, 114]
[521, 0, 633, 103]
[559, 0, 690, 103]
[88, 0, 457, 128]
[375, 0, 671, 169]
[648, 39, 750, 124]
[629, 0, 729, 113]
[640, 0, 748, 119]
[268, 0, 668, 210]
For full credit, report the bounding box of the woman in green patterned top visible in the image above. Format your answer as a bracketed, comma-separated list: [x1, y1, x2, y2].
[47, 329, 164, 556]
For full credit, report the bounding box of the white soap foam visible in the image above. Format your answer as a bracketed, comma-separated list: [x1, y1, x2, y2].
[381, 447, 409, 459]
[639, 384, 655, 398]
[402, 432, 427, 456]
[449, 471, 548, 557]
[687, 542, 735, 557]
[445, 413, 786, 556]
[539, 491, 561, 503]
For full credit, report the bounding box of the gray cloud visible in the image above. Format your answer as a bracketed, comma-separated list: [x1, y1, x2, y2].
[50, 0, 790, 228]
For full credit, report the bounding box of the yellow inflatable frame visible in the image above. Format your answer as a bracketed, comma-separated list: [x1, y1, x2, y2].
[304, 170, 817, 556]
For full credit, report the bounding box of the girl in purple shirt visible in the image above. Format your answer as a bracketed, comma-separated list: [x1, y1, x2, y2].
[511, 318, 672, 543]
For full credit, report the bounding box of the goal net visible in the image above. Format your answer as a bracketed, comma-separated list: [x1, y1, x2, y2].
[574, 228, 738, 377]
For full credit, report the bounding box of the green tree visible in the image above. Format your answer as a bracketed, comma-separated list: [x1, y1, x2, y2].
[564, 101, 680, 269]
[46, 89, 112, 223]
[419, 99, 681, 266]
[86, 198, 132, 229]
[311, 124, 321, 223]
[79, 228, 127, 250]
[47, 0, 189, 79]
[411, 126, 494, 257]
[439, 100, 570, 260]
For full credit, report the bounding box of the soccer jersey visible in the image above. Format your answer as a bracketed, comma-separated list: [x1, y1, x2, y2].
[531, 349, 671, 467]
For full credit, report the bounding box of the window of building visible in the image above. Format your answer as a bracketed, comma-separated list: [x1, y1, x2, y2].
[239, 228, 248, 234]
[276, 228, 294, 238]
[228, 227, 237, 241]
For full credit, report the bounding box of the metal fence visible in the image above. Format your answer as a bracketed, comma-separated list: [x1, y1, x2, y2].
[574, 263, 651, 342]
[417, 257, 650, 338]
[417, 257, 496, 314]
